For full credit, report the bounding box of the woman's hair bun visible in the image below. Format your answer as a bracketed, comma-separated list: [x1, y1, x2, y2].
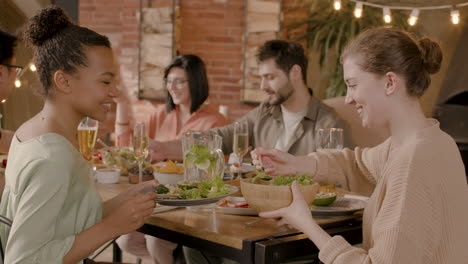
[418, 38, 443, 74]
[23, 6, 72, 46]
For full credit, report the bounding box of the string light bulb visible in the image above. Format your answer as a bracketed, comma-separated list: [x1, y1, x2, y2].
[334, 0, 341, 10]
[354, 1, 363, 18]
[14, 79, 21, 88]
[326, 1, 468, 26]
[383, 7, 392, 23]
[408, 9, 420, 26]
[451, 9, 460, 24]
[1, 99, 6, 103]
[29, 64, 37, 72]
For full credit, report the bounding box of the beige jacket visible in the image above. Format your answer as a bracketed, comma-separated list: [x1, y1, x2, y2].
[211, 96, 351, 156]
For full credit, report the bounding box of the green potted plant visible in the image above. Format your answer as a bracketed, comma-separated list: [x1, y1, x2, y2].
[285, 0, 418, 97]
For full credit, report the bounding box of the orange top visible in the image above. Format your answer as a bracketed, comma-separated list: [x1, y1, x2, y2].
[116, 104, 229, 146]
[148, 104, 229, 141]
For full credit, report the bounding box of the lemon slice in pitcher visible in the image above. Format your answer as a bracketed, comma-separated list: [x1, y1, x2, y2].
[312, 192, 337, 206]
[195, 159, 211, 170]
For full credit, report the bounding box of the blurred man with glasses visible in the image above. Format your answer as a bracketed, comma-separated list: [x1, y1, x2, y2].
[0, 29, 20, 154]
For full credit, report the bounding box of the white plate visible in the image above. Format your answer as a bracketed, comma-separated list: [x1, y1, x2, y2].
[153, 205, 180, 214]
[310, 196, 367, 216]
[155, 185, 239, 206]
[217, 197, 257, 216]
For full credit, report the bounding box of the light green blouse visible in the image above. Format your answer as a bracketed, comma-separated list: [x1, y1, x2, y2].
[0, 133, 102, 263]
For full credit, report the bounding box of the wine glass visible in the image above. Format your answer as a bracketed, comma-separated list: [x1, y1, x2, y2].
[77, 117, 99, 164]
[133, 122, 149, 184]
[316, 128, 344, 152]
[233, 121, 249, 179]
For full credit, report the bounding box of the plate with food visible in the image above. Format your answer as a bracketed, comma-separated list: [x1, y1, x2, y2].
[153, 160, 184, 185]
[310, 195, 368, 216]
[217, 197, 257, 216]
[154, 178, 238, 206]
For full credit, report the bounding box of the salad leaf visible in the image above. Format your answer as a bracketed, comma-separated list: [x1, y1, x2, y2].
[181, 189, 203, 199]
[251, 171, 314, 186]
[155, 184, 170, 194]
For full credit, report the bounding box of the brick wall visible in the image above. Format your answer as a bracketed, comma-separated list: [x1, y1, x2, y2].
[79, 0, 256, 142]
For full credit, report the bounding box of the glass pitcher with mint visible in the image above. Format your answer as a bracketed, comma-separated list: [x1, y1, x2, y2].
[182, 131, 225, 183]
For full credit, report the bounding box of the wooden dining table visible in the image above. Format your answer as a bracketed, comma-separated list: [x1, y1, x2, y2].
[96, 177, 363, 263]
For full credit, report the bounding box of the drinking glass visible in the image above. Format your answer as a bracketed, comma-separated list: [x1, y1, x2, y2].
[133, 122, 149, 184]
[77, 117, 99, 163]
[316, 128, 344, 152]
[233, 121, 249, 179]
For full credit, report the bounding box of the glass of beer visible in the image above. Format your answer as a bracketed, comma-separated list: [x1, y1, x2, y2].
[233, 121, 249, 179]
[133, 122, 149, 184]
[77, 117, 99, 164]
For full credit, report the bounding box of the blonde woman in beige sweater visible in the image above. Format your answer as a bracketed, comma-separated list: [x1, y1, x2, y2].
[252, 27, 468, 264]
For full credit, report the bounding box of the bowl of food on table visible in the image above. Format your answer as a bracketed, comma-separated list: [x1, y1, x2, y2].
[153, 160, 185, 185]
[128, 165, 155, 184]
[240, 171, 319, 213]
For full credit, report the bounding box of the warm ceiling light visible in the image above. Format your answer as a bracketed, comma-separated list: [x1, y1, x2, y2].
[451, 9, 460, 24]
[354, 1, 363, 18]
[30, 64, 37, 72]
[408, 9, 420, 26]
[1, 99, 6, 103]
[383, 7, 392, 23]
[334, 0, 341, 10]
[15, 79, 21, 88]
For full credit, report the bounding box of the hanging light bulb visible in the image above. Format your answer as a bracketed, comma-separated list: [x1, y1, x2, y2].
[408, 9, 419, 26]
[1, 99, 6, 103]
[451, 9, 460, 25]
[383, 7, 392, 23]
[354, 1, 363, 18]
[333, 0, 341, 11]
[29, 64, 37, 72]
[15, 79, 21, 88]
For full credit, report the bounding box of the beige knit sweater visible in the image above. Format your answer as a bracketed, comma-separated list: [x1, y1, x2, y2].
[310, 119, 468, 264]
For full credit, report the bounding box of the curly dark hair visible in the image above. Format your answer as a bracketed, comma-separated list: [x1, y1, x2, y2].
[164, 55, 209, 114]
[256, 40, 308, 84]
[23, 6, 111, 97]
[0, 29, 17, 64]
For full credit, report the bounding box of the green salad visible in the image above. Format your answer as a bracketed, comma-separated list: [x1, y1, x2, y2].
[252, 170, 315, 186]
[155, 174, 231, 199]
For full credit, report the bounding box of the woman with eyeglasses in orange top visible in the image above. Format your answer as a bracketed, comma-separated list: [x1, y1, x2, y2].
[114, 54, 228, 263]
